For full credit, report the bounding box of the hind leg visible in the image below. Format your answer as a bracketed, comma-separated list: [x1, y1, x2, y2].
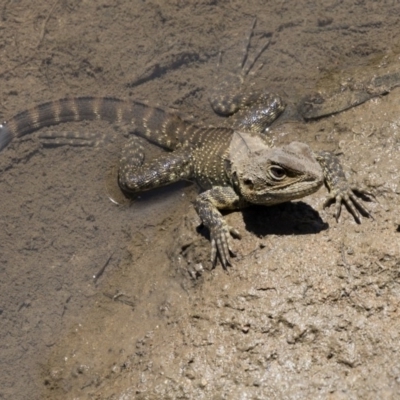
[209, 18, 285, 133]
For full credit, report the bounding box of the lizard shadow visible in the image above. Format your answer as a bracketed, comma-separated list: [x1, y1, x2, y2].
[191, 201, 328, 271]
[239, 201, 328, 237]
[195, 201, 328, 247]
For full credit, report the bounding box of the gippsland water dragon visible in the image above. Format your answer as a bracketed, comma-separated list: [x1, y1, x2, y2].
[0, 27, 372, 269]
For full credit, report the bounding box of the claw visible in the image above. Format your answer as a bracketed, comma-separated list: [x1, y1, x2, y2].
[194, 187, 242, 269]
[229, 227, 242, 239]
[210, 223, 237, 269]
[317, 150, 376, 223]
[324, 185, 374, 223]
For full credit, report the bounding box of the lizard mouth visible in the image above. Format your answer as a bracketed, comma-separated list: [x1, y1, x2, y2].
[247, 179, 323, 206]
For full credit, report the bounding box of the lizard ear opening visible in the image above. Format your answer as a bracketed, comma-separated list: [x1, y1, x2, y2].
[231, 170, 242, 193]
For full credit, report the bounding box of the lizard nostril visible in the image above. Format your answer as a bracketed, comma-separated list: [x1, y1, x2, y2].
[244, 178, 254, 187]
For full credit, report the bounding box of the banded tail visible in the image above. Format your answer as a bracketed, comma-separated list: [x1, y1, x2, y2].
[0, 97, 192, 152]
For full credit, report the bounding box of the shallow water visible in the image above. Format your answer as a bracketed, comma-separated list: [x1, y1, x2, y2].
[1, 1, 400, 399]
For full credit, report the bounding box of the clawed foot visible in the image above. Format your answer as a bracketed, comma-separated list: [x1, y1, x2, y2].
[323, 184, 375, 223]
[316, 150, 375, 223]
[210, 223, 242, 270]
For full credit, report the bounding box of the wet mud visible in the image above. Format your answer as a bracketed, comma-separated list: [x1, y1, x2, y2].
[1, 1, 400, 399]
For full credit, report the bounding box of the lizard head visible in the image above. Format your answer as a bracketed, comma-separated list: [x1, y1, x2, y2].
[231, 141, 324, 205]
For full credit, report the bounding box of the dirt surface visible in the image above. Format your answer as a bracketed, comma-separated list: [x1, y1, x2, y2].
[1, 1, 400, 399]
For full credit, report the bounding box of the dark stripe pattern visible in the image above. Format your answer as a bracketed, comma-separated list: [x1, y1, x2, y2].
[0, 97, 194, 152]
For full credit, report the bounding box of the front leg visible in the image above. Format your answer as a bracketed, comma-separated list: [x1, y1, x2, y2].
[316, 151, 373, 222]
[194, 186, 247, 269]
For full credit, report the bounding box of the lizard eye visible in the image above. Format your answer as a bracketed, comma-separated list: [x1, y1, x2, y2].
[269, 165, 286, 180]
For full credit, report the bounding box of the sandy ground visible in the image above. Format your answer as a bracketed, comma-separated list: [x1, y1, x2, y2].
[0, 1, 400, 399]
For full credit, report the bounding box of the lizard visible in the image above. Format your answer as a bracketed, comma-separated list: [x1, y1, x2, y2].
[0, 93, 372, 269]
[0, 26, 373, 269]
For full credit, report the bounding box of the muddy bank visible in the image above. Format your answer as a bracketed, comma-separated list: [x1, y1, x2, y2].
[0, 1, 400, 399]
